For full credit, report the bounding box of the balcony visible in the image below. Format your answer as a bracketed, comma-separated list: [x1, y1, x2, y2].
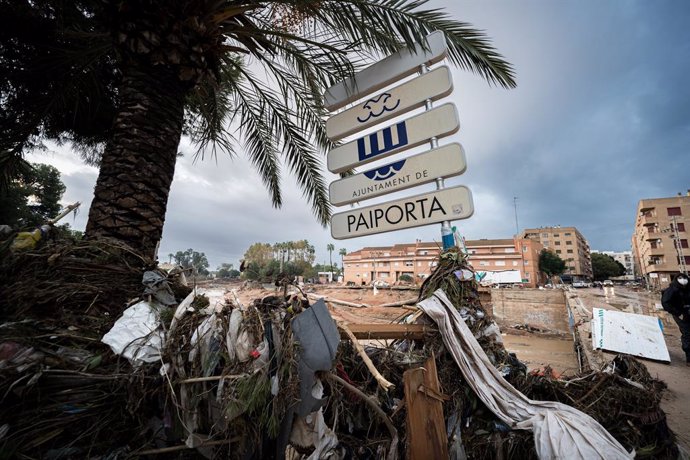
[647, 262, 677, 272]
[639, 214, 657, 226]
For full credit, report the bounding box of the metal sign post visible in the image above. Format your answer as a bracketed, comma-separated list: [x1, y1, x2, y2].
[419, 64, 454, 250]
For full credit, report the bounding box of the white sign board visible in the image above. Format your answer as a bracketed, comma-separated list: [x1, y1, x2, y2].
[329, 143, 466, 206]
[591, 308, 670, 362]
[327, 103, 459, 173]
[323, 31, 448, 111]
[326, 66, 453, 142]
[331, 185, 473, 239]
[476, 270, 523, 285]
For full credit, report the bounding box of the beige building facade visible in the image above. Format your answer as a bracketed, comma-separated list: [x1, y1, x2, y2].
[520, 226, 593, 279]
[631, 192, 690, 288]
[465, 238, 545, 287]
[342, 237, 544, 287]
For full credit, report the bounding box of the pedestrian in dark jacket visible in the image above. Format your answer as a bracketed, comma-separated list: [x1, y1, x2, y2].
[661, 273, 690, 365]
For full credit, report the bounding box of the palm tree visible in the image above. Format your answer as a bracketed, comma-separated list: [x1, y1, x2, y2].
[2, 1, 515, 259]
[339, 248, 347, 274]
[326, 243, 335, 273]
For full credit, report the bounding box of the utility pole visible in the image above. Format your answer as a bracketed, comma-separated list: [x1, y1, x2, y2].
[671, 216, 687, 274]
[513, 196, 519, 236]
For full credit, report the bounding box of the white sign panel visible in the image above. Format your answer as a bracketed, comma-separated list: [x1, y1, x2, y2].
[591, 308, 670, 362]
[323, 31, 447, 111]
[331, 186, 473, 239]
[329, 143, 466, 206]
[327, 103, 459, 174]
[326, 66, 453, 142]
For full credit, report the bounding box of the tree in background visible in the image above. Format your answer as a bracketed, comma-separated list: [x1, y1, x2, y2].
[173, 248, 210, 276]
[326, 243, 335, 272]
[339, 248, 347, 272]
[591, 253, 626, 281]
[0, 163, 65, 228]
[2, 1, 515, 259]
[538, 249, 566, 282]
[216, 263, 240, 279]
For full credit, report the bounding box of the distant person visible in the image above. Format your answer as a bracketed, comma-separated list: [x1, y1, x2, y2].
[661, 273, 690, 365]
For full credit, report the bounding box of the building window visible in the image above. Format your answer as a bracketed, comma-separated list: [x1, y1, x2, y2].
[479, 261, 488, 266]
[544, 242, 549, 246]
[566, 241, 572, 245]
[384, 252, 390, 256]
[523, 246, 528, 252]
[356, 273, 360, 277]
[380, 272, 389, 278]
[554, 234, 560, 237]
[495, 261, 506, 266]
[555, 241, 561, 246]
[668, 207, 682, 216]
[418, 262, 422, 267]
[556, 250, 562, 254]
[675, 223, 686, 232]
[504, 248, 515, 253]
[683, 256, 690, 264]
[565, 232, 572, 236]
[541, 233, 548, 237]
[567, 249, 573, 253]
[405, 261, 413, 267]
[526, 272, 530, 279]
[394, 261, 399, 266]
[513, 261, 519, 266]
[681, 239, 689, 249]
[524, 260, 529, 265]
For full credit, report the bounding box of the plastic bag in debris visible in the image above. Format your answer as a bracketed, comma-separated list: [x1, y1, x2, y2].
[10, 226, 50, 251]
[477, 323, 503, 344]
[142, 271, 177, 306]
[189, 315, 222, 376]
[289, 380, 342, 460]
[226, 308, 253, 363]
[101, 301, 164, 365]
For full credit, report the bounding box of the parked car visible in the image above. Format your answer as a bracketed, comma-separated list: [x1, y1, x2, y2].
[603, 280, 614, 287]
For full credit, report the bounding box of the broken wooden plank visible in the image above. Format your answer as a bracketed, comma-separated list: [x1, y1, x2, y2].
[307, 293, 370, 308]
[377, 298, 419, 308]
[338, 321, 395, 392]
[338, 323, 434, 340]
[403, 353, 448, 460]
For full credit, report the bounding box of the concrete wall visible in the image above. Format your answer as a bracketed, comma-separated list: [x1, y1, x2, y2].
[490, 288, 569, 334]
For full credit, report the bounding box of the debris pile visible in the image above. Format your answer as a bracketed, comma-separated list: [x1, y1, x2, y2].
[0, 243, 680, 458]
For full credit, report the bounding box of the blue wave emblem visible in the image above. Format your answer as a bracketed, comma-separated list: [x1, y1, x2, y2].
[357, 93, 401, 123]
[363, 160, 406, 181]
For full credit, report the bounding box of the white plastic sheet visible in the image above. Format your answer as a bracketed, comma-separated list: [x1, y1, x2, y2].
[591, 308, 670, 362]
[418, 290, 633, 460]
[101, 301, 163, 365]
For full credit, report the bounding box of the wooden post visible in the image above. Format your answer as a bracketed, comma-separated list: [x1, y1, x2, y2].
[403, 353, 448, 460]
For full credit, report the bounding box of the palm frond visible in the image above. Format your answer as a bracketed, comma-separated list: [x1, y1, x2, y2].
[228, 60, 331, 226]
[223, 62, 283, 208]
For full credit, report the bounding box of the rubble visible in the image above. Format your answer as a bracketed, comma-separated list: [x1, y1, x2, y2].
[0, 242, 681, 458]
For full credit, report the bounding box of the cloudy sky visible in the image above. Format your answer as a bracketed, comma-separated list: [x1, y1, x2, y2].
[26, 0, 690, 270]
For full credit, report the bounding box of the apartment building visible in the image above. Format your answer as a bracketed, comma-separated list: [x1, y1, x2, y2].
[631, 192, 690, 288]
[342, 241, 442, 285]
[591, 250, 634, 276]
[342, 237, 544, 287]
[465, 238, 544, 287]
[520, 226, 593, 279]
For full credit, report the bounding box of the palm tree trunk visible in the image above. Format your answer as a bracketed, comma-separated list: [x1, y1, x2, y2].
[85, 64, 186, 259]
